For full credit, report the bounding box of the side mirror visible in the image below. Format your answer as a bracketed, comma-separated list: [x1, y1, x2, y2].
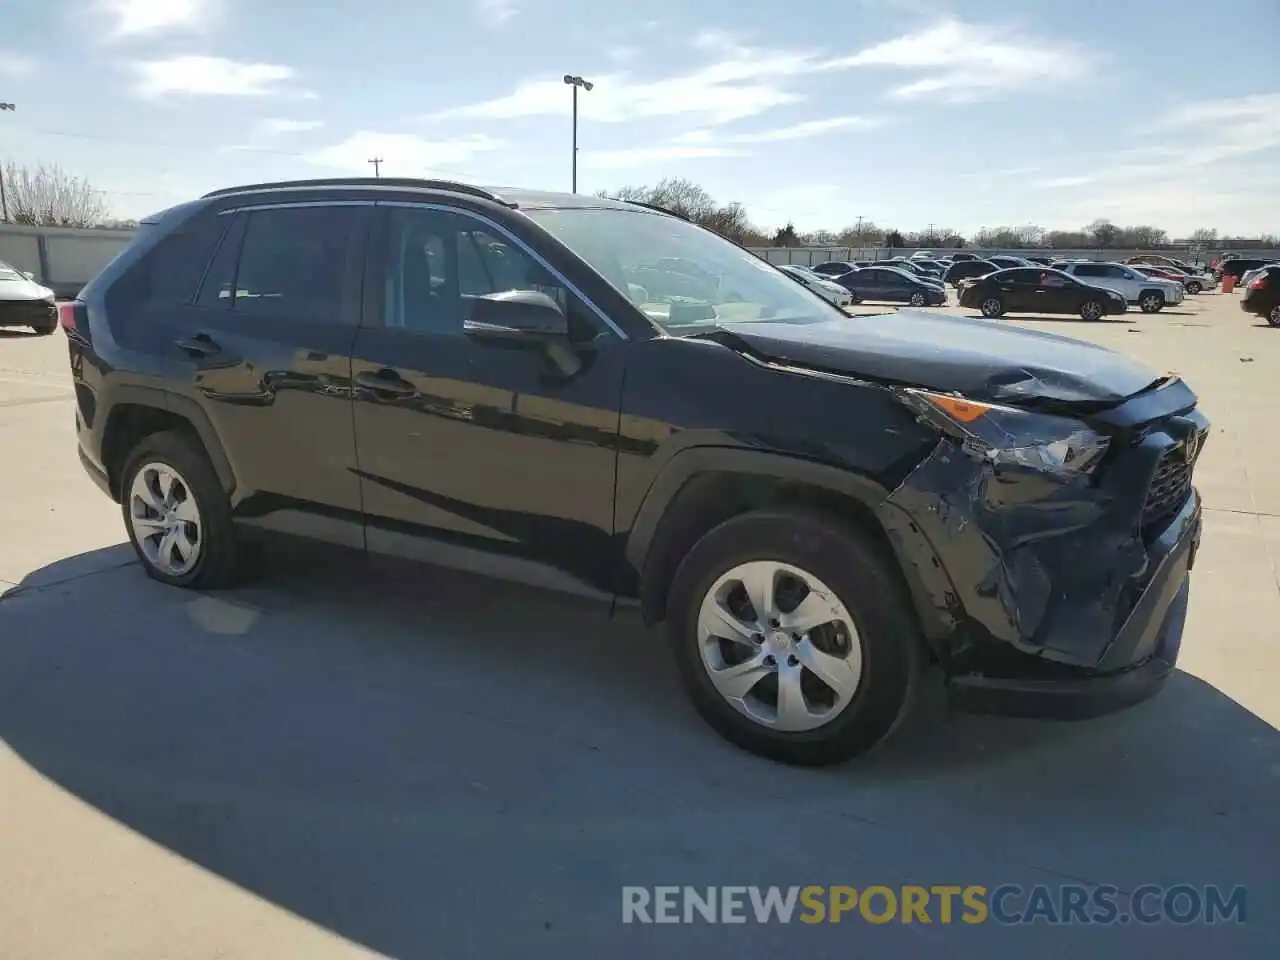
[463, 289, 568, 343]
[22, 271, 35, 281]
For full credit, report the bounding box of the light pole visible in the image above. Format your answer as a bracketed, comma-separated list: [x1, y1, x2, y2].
[0, 102, 14, 223]
[563, 75, 593, 193]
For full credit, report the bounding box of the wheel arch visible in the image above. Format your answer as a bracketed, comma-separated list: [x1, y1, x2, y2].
[100, 387, 235, 501]
[624, 447, 956, 653]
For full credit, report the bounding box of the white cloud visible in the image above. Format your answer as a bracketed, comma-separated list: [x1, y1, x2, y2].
[304, 131, 504, 173]
[679, 115, 886, 144]
[1035, 175, 1096, 188]
[475, 0, 519, 27]
[587, 145, 745, 170]
[257, 117, 324, 136]
[101, 0, 212, 39]
[1148, 92, 1280, 165]
[130, 56, 306, 98]
[821, 18, 1088, 101]
[0, 51, 36, 76]
[426, 45, 822, 126]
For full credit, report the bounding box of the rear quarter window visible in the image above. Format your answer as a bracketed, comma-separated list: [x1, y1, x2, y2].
[107, 213, 229, 312]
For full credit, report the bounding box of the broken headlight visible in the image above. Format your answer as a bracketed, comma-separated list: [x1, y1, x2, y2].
[902, 389, 1111, 476]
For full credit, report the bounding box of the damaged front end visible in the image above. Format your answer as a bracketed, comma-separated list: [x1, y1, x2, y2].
[879, 376, 1208, 719]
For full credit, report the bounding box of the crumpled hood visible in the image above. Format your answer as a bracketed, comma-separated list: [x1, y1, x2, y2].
[715, 310, 1162, 406]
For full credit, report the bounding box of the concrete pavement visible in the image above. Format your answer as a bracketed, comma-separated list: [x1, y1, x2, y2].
[0, 294, 1277, 959]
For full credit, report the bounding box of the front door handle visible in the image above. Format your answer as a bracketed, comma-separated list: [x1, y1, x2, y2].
[176, 333, 220, 357]
[356, 370, 415, 395]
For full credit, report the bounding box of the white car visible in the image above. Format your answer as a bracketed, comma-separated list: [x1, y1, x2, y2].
[0, 259, 58, 335]
[778, 264, 854, 307]
[1055, 261, 1184, 313]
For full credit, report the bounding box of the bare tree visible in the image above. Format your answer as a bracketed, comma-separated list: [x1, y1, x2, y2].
[600, 178, 764, 245]
[1087, 219, 1121, 248]
[1189, 227, 1219, 245]
[1, 161, 111, 227]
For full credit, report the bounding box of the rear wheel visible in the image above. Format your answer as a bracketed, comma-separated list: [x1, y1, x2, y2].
[1186, 281, 1203, 295]
[120, 430, 243, 589]
[980, 296, 1004, 318]
[1269, 305, 1280, 327]
[908, 292, 927, 307]
[1139, 291, 1165, 313]
[1080, 299, 1104, 321]
[666, 509, 921, 766]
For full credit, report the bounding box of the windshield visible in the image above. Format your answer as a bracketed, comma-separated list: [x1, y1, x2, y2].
[0, 260, 24, 282]
[526, 207, 841, 332]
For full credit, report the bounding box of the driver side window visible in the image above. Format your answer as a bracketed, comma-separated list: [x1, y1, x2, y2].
[383, 208, 599, 341]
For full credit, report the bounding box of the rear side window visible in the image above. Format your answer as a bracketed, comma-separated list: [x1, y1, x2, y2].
[231, 206, 361, 324]
[1074, 263, 1104, 277]
[108, 213, 228, 309]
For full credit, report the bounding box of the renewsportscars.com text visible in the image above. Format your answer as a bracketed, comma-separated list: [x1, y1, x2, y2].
[621, 885, 1247, 925]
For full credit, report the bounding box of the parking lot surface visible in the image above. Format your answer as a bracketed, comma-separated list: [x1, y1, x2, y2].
[1, 292, 1278, 959]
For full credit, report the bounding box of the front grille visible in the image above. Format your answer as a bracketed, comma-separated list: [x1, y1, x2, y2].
[2, 299, 57, 328]
[1141, 431, 1206, 530]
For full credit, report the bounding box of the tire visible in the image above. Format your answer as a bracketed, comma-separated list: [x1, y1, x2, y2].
[1079, 299, 1105, 321]
[1139, 290, 1165, 313]
[666, 509, 922, 766]
[119, 429, 243, 590]
[34, 321, 57, 336]
[980, 296, 1004, 318]
[1186, 281, 1202, 295]
[908, 292, 927, 307]
[1269, 305, 1280, 328]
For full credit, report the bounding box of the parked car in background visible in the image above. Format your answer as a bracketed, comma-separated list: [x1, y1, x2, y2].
[838, 266, 947, 306]
[812, 261, 857, 278]
[778, 264, 855, 307]
[1056, 261, 1184, 312]
[958, 267, 1128, 320]
[948, 252, 980, 262]
[944, 259, 998, 286]
[1025, 256, 1054, 266]
[887, 258, 942, 280]
[0, 259, 58, 334]
[987, 255, 1033, 270]
[1127, 254, 1200, 274]
[1239, 262, 1279, 290]
[1241, 265, 1280, 326]
[1131, 264, 1213, 295]
[1216, 257, 1271, 284]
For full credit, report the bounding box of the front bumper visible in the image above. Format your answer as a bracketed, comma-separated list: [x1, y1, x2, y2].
[0, 298, 57, 329]
[948, 492, 1200, 719]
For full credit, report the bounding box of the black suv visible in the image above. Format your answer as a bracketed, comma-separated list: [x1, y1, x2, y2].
[65, 178, 1208, 765]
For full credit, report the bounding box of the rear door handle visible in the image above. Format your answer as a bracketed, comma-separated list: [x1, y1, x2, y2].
[176, 333, 220, 357]
[356, 370, 415, 395]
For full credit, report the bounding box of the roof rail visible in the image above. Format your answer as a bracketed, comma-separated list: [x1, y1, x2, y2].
[620, 198, 690, 221]
[201, 177, 508, 203]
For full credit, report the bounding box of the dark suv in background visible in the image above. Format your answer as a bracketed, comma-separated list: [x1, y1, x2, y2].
[63, 178, 1207, 765]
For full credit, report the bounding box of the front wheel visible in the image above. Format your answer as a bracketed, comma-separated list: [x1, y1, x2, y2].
[1080, 299, 1105, 321]
[980, 296, 1004, 318]
[666, 509, 921, 766]
[908, 292, 927, 307]
[120, 430, 244, 589]
[1186, 281, 1202, 295]
[1140, 291, 1165, 313]
[1269, 305, 1280, 327]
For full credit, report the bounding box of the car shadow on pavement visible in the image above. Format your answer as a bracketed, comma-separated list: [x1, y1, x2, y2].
[971, 313, 1137, 325]
[0, 328, 44, 339]
[1, 541, 1277, 959]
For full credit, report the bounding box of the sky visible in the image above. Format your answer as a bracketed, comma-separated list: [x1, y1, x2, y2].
[1, 0, 1278, 236]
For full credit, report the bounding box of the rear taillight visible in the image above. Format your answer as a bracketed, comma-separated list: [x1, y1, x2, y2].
[58, 301, 85, 334]
[1249, 275, 1269, 291]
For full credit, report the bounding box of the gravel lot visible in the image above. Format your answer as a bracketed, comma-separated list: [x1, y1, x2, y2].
[1, 291, 1277, 959]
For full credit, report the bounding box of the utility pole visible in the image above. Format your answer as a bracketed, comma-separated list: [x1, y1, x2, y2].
[367, 157, 383, 178]
[562, 75, 593, 193]
[0, 102, 13, 223]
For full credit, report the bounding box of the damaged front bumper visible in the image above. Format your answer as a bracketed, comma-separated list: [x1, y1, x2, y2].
[877, 379, 1208, 720]
[948, 491, 1199, 719]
